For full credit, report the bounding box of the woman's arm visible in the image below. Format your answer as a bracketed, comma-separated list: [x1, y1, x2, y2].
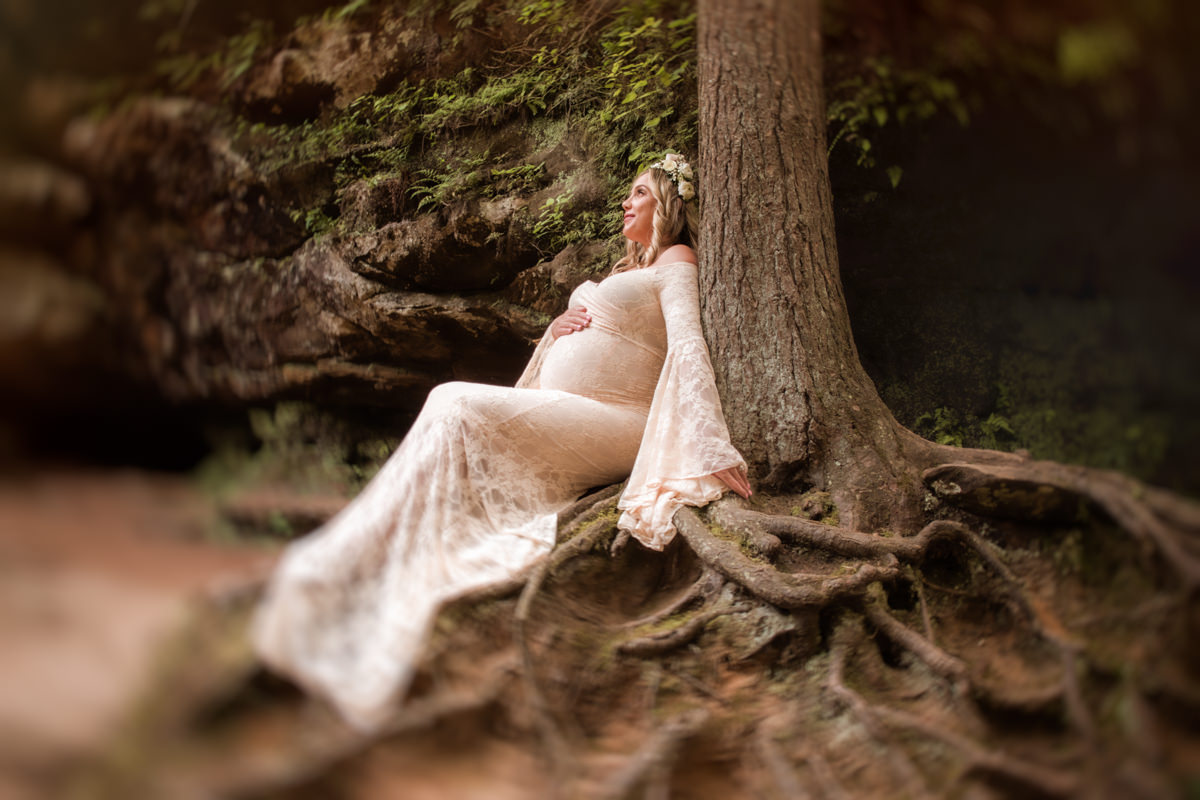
[615, 262, 752, 549]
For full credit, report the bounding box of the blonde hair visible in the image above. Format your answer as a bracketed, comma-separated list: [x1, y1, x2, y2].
[612, 168, 700, 273]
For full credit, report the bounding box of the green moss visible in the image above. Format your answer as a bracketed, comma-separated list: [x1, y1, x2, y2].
[709, 522, 770, 563]
[906, 373, 1173, 489]
[194, 401, 401, 505]
[629, 609, 694, 639]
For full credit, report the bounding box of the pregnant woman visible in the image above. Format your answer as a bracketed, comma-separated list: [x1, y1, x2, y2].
[253, 154, 751, 730]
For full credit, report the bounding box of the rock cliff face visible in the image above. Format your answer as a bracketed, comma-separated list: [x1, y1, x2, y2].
[3, 1, 625, 437]
[57, 95, 552, 408]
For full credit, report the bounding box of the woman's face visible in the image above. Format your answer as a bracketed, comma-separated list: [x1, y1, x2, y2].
[621, 173, 657, 247]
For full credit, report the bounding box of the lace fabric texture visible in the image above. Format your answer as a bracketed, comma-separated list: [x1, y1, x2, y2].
[253, 261, 745, 729]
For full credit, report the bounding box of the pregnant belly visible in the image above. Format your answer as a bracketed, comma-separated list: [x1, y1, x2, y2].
[538, 329, 661, 407]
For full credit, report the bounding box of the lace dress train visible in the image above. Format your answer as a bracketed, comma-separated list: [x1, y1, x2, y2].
[253, 262, 745, 729]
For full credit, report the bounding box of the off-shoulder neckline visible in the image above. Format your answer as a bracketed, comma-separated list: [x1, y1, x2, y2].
[646, 259, 697, 269]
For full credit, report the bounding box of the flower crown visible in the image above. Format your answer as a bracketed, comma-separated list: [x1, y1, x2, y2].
[649, 153, 696, 202]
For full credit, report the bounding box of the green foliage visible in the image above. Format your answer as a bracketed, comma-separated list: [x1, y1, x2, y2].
[914, 406, 966, 448]
[1058, 23, 1139, 84]
[154, 19, 274, 91]
[592, 7, 698, 170]
[520, 183, 612, 253]
[418, 67, 554, 133]
[531, 189, 572, 244]
[330, 0, 374, 22]
[406, 153, 548, 213]
[409, 152, 491, 211]
[140, 0, 700, 249]
[136, 0, 192, 22]
[912, 378, 1171, 483]
[826, 57, 970, 177]
[195, 402, 401, 500]
[491, 162, 547, 195]
[915, 405, 1017, 451]
[230, 83, 422, 176]
[288, 206, 336, 237]
[516, 0, 569, 27]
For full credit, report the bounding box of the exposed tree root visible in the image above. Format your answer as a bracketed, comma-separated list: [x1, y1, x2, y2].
[73, 452, 1199, 798]
[456, 486, 625, 608]
[804, 747, 847, 800]
[862, 582, 968, 690]
[674, 507, 901, 608]
[514, 497, 621, 788]
[754, 725, 813, 800]
[715, 501, 1008, 573]
[619, 568, 724, 630]
[970, 676, 1066, 718]
[826, 619, 932, 798]
[664, 664, 730, 706]
[716, 500, 1090, 659]
[829, 618, 1080, 798]
[618, 601, 751, 656]
[924, 460, 1200, 587]
[910, 567, 936, 642]
[557, 482, 624, 531]
[448, 566, 533, 606]
[753, 719, 849, 800]
[219, 658, 519, 799]
[868, 701, 1081, 798]
[596, 708, 709, 800]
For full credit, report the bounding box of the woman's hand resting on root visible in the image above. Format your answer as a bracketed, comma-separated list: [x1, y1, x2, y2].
[551, 306, 591, 337]
[713, 466, 752, 499]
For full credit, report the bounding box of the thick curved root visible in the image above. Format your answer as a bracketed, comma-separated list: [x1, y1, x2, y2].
[597, 708, 709, 800]
[674, 507, 901, 608]
[618, 601, 751, 656]
[924, 461, 1200, 587]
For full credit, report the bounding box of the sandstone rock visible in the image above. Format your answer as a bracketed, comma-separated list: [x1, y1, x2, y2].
[339, 193, 538, 293]
[0, 248, 106, 350]
[0, 157, 91, 251]
[240, 48, 336, 121]
[0, 247, 116, 411]
[127, 239, 540, 407]
[63, 98, 304, 259]
[338, 174, 412, 233]
[504, 242, 613, 315]
[32, 22, 589, 416]
[238, 13, 433, 120]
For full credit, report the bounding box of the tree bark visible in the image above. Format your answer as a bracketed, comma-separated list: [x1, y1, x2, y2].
[697, 0, 925, 528]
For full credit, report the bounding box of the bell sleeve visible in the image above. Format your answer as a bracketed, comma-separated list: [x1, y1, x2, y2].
[617, 262, 747, 550]
[514, 323, 557, 389]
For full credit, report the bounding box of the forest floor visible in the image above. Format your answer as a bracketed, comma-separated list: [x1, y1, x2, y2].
[0, 466, 278, 799]
[3, 465, 1195, 799]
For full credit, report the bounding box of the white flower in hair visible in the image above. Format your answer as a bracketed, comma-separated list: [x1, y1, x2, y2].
[649, 152, 697, 202]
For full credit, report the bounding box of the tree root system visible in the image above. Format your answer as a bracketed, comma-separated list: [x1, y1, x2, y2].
[68, 454, 1200, 799]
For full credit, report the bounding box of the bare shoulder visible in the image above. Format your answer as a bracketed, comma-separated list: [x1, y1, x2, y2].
[654, 243, 697, 266]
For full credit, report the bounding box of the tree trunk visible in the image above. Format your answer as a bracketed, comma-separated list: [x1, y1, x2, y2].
[697, 0, 924, 528]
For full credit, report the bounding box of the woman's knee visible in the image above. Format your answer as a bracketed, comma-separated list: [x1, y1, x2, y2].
[426, 381, 469, 406]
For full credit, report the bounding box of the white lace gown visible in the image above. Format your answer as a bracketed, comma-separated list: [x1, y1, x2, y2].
[252, 261, 746, 729]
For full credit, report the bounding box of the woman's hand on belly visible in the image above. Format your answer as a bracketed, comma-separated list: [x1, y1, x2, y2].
[551, 306, 592, 336]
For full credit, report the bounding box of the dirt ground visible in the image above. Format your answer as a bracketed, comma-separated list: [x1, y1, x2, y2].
[0, 466, 278, 800]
